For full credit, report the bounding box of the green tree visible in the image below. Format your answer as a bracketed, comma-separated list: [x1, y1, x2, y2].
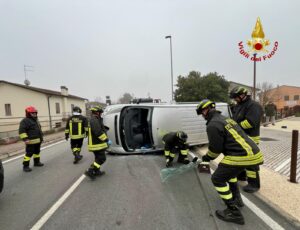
[117, 92, 134, 104]
[174, 71, 230, 102]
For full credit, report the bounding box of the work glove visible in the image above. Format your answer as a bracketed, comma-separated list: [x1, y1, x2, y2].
[107, 140, 112, 146]
[202, 154, 211, 162]
[65, 135, 69, 141]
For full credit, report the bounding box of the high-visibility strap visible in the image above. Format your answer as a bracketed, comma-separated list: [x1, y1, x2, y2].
[23, 156, 31, 161]
[180, 149, 188, 155]
[88, 143, 108, 151]
[78, 122, 82, 136]
[246, 170, 257, 178]
[164, 150, 170, 156]
[70, 134, 85, 139]
[220, 193, 233, 200]
[99, 133, 107, 141]
[20, 133, 28, 139]
[207, 149, 219, 159]
[69, 121, 73, 136]
[33, 154, 40, 158]
[221, 152, 263, 166]
[28, 138, 41, 144]
[240, 119, 253, 129]
[93, 162, 101, 169]
[229, 177, 237, 183]
[170, 153, 175, 158]
[215, 184, 230, 192]
[65, 130, 69, 134]
[227, 128, 253, 156]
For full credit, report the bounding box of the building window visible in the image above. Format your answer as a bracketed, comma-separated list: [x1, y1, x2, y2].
[56, 103, 60, 114]
[5, 104, 12, 116]
[284, 95, 289, 101]
[294, 95, 299, 100]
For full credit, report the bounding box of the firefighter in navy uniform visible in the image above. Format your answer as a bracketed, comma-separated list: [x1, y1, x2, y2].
[196, 99, 263, 225]
[85, 106, 110, 179]
[19, 106, 44, 172]
[162, 131, 190, 167]
[230, 86, 263, 193]
[65, 106, 88, 164]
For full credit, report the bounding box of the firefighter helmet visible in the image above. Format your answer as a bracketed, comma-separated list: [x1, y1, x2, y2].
[72, 106, 82, 115]
[229, 86, 248, 99]
[196, 99, 215, 115]
[90, 106, 103, 113]
[177, 131, 188, 143]
[25, 106, 38, 117]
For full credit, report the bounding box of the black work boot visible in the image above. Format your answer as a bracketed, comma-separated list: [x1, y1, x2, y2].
[243, 184, 259, 193]
[94, 169, 105, 177]
[73, 152, 83, 164]
[84, 168, 96, 180]
[233, 193, 244, 208]
[34, 158, 44, 167]
[23, 161, 32, 172]
[23, 166, 32, 172]
[216, 206, 245, 225]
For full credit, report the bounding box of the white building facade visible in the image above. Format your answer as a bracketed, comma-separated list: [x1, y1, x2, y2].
[0, 81, 87, 139]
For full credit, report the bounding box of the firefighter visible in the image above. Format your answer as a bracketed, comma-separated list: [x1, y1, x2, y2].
[196, 99, 263, 225]
[229, 86, 263, 193]
[19, 106, 44, 172]
[85, 106, 110, 180]
[162, 131, 190, 167]
[65, 106, 88, 164]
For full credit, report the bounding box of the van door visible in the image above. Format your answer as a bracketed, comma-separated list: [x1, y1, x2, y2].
[119, 106, 153, 151]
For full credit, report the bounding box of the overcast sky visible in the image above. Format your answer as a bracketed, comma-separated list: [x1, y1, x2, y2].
[0, 0, 299, 102]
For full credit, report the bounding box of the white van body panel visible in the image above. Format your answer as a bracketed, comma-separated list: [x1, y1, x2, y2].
[103, 103, 230, 154]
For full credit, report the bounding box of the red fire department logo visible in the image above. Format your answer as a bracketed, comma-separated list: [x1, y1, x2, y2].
[238, 17, 278, 61]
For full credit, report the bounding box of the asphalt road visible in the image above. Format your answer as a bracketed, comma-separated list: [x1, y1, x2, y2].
[0, 141, 297, 230]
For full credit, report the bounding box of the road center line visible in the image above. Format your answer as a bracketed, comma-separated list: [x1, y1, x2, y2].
[30, 174, 86, 230]
[2, 140, 65, 164]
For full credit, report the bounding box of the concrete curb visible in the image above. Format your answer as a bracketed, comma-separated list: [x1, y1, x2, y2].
[192, 149, 300, 228]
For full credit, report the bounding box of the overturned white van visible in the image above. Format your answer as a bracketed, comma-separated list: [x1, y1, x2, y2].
[103, 103, 230, 154]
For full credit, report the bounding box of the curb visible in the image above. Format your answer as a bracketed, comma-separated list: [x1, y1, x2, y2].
[192, 149, 300, 228]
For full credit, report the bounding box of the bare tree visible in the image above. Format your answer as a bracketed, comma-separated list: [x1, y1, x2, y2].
[257, 82, 273, 106]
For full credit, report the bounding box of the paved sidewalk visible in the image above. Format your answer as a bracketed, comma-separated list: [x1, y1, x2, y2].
[0, 131, 65, 160]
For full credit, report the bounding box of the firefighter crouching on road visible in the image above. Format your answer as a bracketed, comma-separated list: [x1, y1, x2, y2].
[19, 106, 44, 172]
[196, 99, 263, 225]
[65, 106, 88, 164]
[230, 86, 263, 193]
[162, 131, 190, 167]
[85, 106, 111, 180]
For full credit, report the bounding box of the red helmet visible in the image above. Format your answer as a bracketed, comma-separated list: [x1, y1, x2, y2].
[25, 106, 38, 114]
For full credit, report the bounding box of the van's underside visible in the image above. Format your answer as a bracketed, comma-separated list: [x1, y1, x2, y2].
[119, 107, 154, 152]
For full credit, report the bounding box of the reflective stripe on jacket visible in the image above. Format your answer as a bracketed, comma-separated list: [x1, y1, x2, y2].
[232, 97, 263, 144]
[206, 110, 263, 167]
[19, 117, 43, 144]
[87, 115, 108, 151]
[65, 115, 88, 139]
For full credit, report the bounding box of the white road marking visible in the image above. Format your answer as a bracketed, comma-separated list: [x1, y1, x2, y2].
[30, 174, 86, 230]
[275, 158, 291, 172]
[209, 168, 284, 230]
[2, 140, 65, 164]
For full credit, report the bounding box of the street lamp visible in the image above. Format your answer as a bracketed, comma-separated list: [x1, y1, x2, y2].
[165, 35, 174, 101]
